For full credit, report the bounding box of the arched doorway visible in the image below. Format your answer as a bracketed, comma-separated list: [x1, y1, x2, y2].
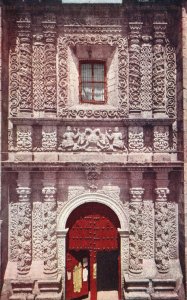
[65, 202, 121, 300]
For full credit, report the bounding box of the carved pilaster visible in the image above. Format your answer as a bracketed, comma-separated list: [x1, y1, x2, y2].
[17, 13, 32, 113]
[143, 200, 154, 259]
[42, 172, 57, 275]
[9, 202, 19, 261]
[16, 172, 31, 275]
[42, 14, 57, 113]
[33, 33, 45, 114]
[152, 18, 167, 115]
[155, 187, 170, 273]
[168, 202, 178, 259]
[129, 187, 144, 274]
[140, 32, 153, 114]
[129, 20, 143, 114]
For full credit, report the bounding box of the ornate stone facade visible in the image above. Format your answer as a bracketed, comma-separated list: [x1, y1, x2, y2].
[1, 2, 184, 300]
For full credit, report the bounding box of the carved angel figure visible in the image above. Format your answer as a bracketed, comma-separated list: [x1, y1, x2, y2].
[59, 126, 79, 151]
[106, 127, 126, 151]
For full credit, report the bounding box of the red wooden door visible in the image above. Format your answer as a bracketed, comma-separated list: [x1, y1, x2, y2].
[66, 203, 120, 300]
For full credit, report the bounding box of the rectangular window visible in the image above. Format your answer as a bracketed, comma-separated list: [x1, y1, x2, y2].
[80, 61, 106, 104]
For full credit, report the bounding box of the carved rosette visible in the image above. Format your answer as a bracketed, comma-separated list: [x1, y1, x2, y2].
[17, 14, 32, 112]
[129, 22, 142, 113]
[140, 34, 153, 111]
[165, 39, 176, 118]
[42, 14, 57, 113]
[42, 186, 57, 275]
[16, 187, 32, 275]
[129, 187, 144, 273]
[152, 22, 167, 114]
[58, 34, 128, 119]
[155, 187, 170, 273]
[33, 33, 45, 112]
[143, 201, 154, 259]
[168, 202, 178, 259]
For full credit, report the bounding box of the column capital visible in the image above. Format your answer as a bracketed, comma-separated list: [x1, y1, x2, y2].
[155, 187, 169, 202]
[42, 186, 56, 202]
[130, 187, 144, 202]
[16, 187, 31, 202]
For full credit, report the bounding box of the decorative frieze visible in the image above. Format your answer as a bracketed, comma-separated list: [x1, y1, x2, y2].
[129, 21, 142, 113]
[32, 33, 45, 112]
[129, 187, 144, 274]
[155, 187, 170, 273]
[17, 13, 32, 112]
[42, 14, 57, 113]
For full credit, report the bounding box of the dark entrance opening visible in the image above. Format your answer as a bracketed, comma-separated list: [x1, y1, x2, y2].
[97, 250, 119, 291]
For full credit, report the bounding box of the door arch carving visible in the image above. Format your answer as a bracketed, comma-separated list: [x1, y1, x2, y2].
[57, 192, 129, 300]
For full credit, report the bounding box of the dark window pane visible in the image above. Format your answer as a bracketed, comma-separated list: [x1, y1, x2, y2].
[81, 64, 92, 81]
[93, 64, 104, 82]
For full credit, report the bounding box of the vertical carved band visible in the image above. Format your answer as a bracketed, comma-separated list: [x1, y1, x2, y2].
[140, 34, 152, 111]
[9, 203, 19, 261]
[32, 202, 43, 260]
[42, 186, 57, 275]
[165, 39, 176, 118]
[129, 22, 142, 113]
[155, 187, 170, 273]
[42, 14, 57, 113]
[9, 39, 19, 116]
[129, 187, 144, 273]
[152, 22, 167, 114]
[33, 33, 45, 112]
[168, 202, 178, 259]
[17, 14, 32, 112]
[16, 187, 32, 275]
[143, 200, 154, 259]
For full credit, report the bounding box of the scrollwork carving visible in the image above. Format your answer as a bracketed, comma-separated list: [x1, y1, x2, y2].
[153, 126, 169, 152]
[9, 41, 19, 116]
[128, 127, 144, 152]
[41, 127, 57, 151]
[168, 202, 178, 259]
[9, 203, 19, 261]
[165, 39, 176, 118]
[17, 126, 32, 151]
[143, 201, 154, 259]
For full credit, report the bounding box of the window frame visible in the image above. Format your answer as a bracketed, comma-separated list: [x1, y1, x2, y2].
[79, 60, 107, 105]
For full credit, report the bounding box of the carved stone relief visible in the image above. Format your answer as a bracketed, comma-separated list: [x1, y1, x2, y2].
[153, 126, 170, 152]
[129, 188, 144, 274]
[143, 200, 154, 259]
[42, 186, 57, 275]
[32, 202, 43, 260]
[9, 41, 19, 116]
[59, 126, 127, 152]
[168, 202, 178, 259]
[9, 203, 19, 261]
[155, 188, 170, 273]
[84, 163, 102, 190]
[41, 126, 57, 151]
[16, 186, 32, 275]
[17, 126, 32, 151]
[128, 127, 144, 152]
